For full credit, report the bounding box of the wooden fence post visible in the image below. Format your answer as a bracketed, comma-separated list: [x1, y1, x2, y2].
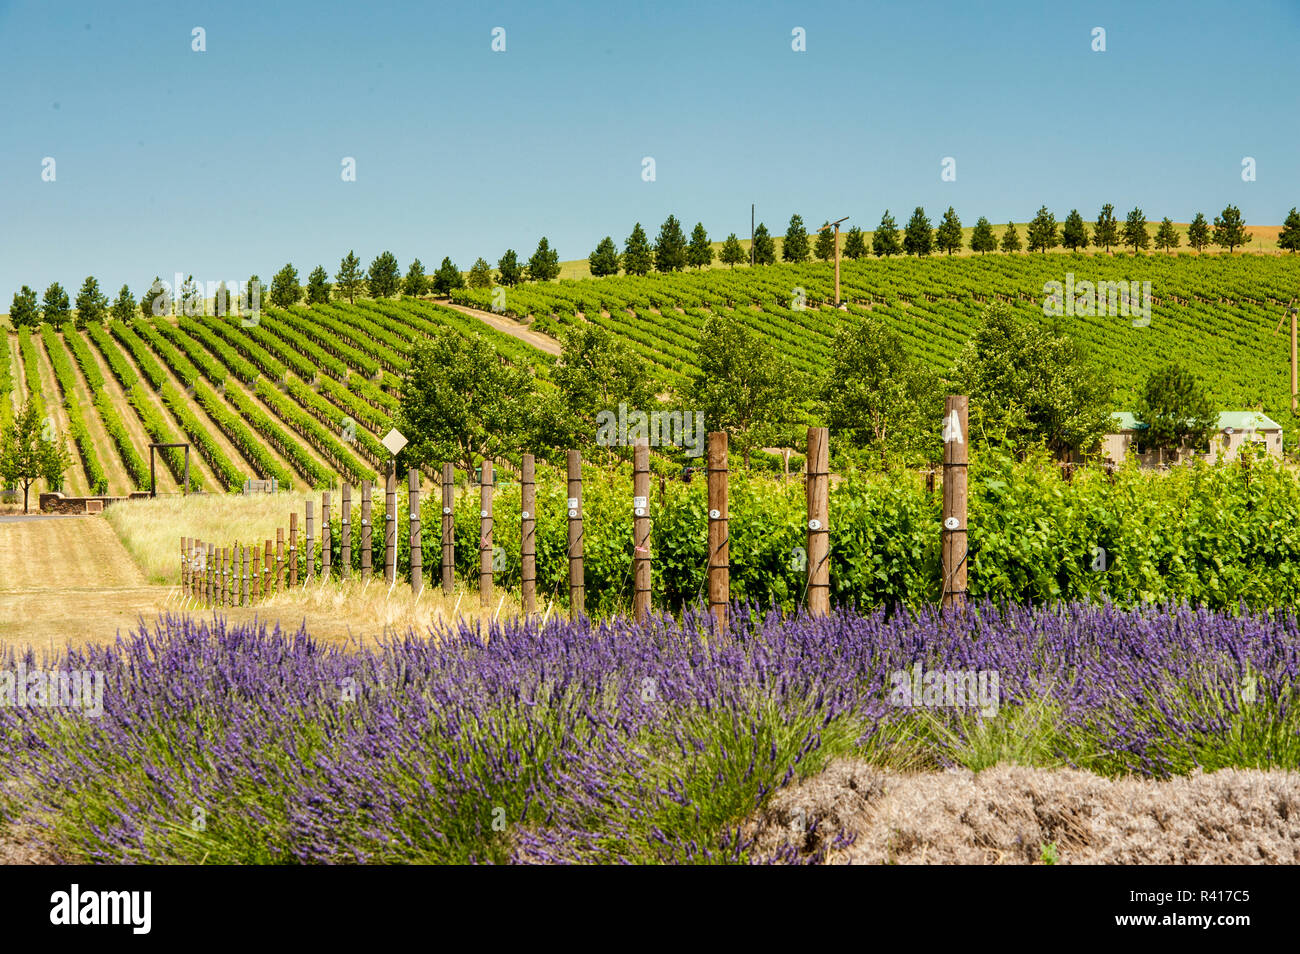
[340, 484, 351, 580]
[441, 464, 454, 595]
[805, 427, 830, 617]
[633, 440, 651, 624]
[305, 500, 314, 582]
[567, 450, 584, 618]
[206, 543, 214, 605]
[521, 453, 536, 616]
[241, 546, 249, 606]
[321, 491, 332, 582]
[479, 459, 494, 611]
[942, 395, 969, 610]
[181, 536, 189, 590]
[408, 468, 422, 594]
[707, 431, 729, 631]
[360, 480, 372, 581]
[276, 528, 285, 593]
[252, 546, 261, 603]
[221, 547, 229, 607]
[385, 461, 397, 585]
[263, 540, 272, 596]
[289, 512, 299, 588]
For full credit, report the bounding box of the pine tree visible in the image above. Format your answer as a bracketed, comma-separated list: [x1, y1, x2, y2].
[1187, 213, 1210, 252]
[142, 277, 170, 317]
[751, 223, 777, 265]
[719, 233, 746, 268]
[687, 222, 714, 269]
[8, 286, 40, 328]
[42, 282, 71, 322]
[1279, 208, 1300, 253]
[306, 266, 330, 304]
[432, 257, 465, 295]
[181, 275, 204, 316]
[110, 285, 137, 322]
[403, 259, 428, 297]
[814, 223, 836, 262]
[902, 207, 933, 256]
[1123, 208, 1150, 253]
[873, 211, 901, 257]
[497, 249, 524, 286]
[843, 226, 868, 259]
[367, 251, 401, 298]
[467, 258, 494, 288]
[1213, 205, 1251, 253]
[1000, 222, 1022, 253]
[1061, 210, 1090, 251]
[1027, 206, 1059, 254]
[782, 214, 810, 263]
[623, 224, 653, 276]
[74, 276, 108, 328]
[969, 217, 997, 254]
[335, 251, 364, 303]
[1094, 204, 1120, 253]
[653, 216, 688, 272]
[1155, 218, 1181, 253]
[935, 207, 963, 255]
[270, 263, 302, 308]
[528, 237, 560, 281]
[588, 237, 620, 277]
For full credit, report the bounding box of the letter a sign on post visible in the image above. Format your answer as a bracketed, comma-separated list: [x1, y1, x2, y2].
[942, 410, 964, 444]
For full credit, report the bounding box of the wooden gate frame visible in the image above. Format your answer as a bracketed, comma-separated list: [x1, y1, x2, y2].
[149, 442, 191, 497]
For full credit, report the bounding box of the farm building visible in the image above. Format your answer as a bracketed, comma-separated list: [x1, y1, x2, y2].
[1102, 411, 1283, 466]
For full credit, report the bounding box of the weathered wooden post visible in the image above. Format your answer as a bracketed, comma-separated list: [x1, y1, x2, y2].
[942, 395, 969, 610]
[360, 480, 373, 581]
[385, 461, 397, 585]
[207, 543, 215, 605]
[321, 491, 332, 582]
[441, 464, 454, 595]
[632, 440, 651, 624]
[263, 539, 273, 596]
[567, 450, 584, 618]
[305, 500, 314, 581]
[479, 459, 494, 611]
[340, 484, 352, 579]
[241, 546, 249, 606]
[707, 432, 729, 631]
[252, 546, 261, 602]
[221, 547, 230, 606]
[181, 537, 189, 590]
[289, 511, 299, 588]
[276, 528, 285, 593]
[521, 453, 536, 616]
[408, 468, 422, 594]
[805, 427, 830, 617]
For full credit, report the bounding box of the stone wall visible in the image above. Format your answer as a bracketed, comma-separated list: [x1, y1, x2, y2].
[39, 491, 151, 514]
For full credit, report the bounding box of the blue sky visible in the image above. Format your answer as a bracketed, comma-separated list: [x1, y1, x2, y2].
[2, 0, 1297, 300]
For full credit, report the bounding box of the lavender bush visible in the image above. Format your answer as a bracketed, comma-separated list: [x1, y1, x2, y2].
[1, 601, 1296, 864]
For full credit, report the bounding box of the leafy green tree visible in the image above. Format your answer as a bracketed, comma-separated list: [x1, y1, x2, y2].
[432, 257, 465, 295]
[270, 264, 301, 308]
[1155, 217, 1181, 253]
[1213, 205, 1251, 252]
[213, 281, 231, 316]
[687, 312, 798, 468]
[395, 332, 535, 476]
[1027, 206, 1059, 254]
[842, 226, 868, 259]
[110, 284, 137, 322]
[687, 222, 714, 269]
[1000, 222, 1022, 253]
[873, 211, 902, 257]
[813, 223, 836, 262]
[751, 223, 777, 265]
[467, 257, 494, 288]
[1187, 213, 1210, 252]
[42, 283, 70, 323]
[1094, 204, 1120, 252]
[653, 216, 688, 273]
[820, 316, 940, 466]
[73, 276, 108, 328]
[588, 236, 620, 277]
[142, 277, 170, 317]
[497, 249, 524, 286]
[306, 266, 330, 304]
[181, 275, 204, 316]
[9, 286, 41, 328]
[402, 259, 428, 297]
[1123, 208, 1150, 253]
[902, 207, 933, 256]
[782, 214, 810, 263]
[1134, 362, 1216, 465]
[552, 323, 657, 447]
[1, 398, 72, 512]
[719, 233, 746, 268]
[1279, 207, 1300, 253]
[1061, 210, 1090, 251]
[335, 252, 364, 303]
[622, 224, 653, 276]
[935, 207, 963, 255]
[969, 217, 997, 254]
[951, 304, 1113, 460]
[528, 237, 561, 281]
[367, 251, 401, 298]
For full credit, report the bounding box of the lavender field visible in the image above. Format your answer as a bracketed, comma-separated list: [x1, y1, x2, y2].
[1, 601, 1297, 864]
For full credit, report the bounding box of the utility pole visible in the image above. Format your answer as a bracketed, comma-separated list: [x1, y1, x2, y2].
[817, 216, 850, 307]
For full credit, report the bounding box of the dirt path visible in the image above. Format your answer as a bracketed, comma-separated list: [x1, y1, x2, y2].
[5, 334, 24, 407]
[0, 515, 169, 652]
[439, 301, 564, 356]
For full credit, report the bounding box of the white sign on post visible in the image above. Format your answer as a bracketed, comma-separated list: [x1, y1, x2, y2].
[381, 428, 409, 457]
